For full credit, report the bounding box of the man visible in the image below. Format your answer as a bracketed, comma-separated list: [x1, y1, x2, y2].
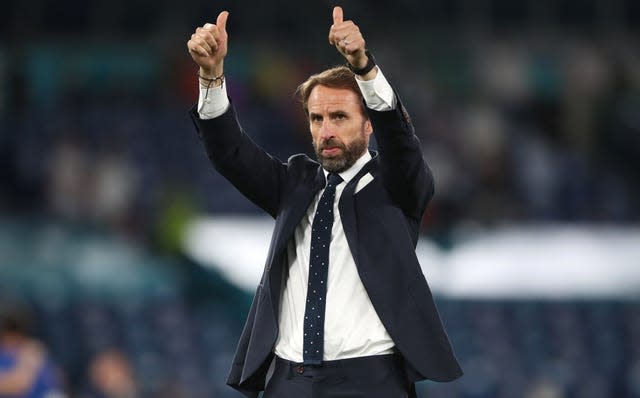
[187, 6, 462, 397]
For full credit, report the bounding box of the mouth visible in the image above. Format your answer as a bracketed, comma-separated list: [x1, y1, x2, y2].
[321, 146, 342, 156]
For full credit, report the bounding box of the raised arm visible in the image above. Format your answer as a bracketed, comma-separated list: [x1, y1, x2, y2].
[187, 12, 287, 217]
[329, 6, 433, 219]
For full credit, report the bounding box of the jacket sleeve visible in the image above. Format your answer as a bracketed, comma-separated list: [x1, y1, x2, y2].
[367, 94, 434, 221]
[190, 104, 287, 218]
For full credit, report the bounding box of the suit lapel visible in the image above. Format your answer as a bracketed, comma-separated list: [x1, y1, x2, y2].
[267, 166, 325, 316]
[338, 155, 378, 270]
[275, 166, 325, 253]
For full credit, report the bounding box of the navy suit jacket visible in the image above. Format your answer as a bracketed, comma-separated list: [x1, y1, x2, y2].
[190, 91, 462, 397]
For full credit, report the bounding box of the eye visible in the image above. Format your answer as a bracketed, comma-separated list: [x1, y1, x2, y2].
[310, 114, 322, 122]
[333, 113, 347, 121]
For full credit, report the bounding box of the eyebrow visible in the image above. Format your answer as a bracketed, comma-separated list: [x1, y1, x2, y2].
[308, 110, 348, 117]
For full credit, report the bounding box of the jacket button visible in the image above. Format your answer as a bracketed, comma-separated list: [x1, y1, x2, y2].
[295, 365, 304, 374]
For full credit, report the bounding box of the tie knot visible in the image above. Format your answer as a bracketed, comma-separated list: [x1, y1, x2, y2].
[326, 173, 343, 188]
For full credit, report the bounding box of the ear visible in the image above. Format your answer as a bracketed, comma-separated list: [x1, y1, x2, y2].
[364, 118, 373, 136]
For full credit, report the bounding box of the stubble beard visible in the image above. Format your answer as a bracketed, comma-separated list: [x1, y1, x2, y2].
[314, 136, 368, 173]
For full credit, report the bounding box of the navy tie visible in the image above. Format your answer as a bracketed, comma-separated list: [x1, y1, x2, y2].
[303, 172, 343, 365]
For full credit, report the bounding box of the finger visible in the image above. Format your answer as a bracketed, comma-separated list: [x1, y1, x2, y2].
[344, 42, 362, 55]
[332, 22, 357, 37]
[329, 24, 338, 45]
[343, 42, 355, 55]
[329, 27, 336, 45]
[347, 34, 364, 46]
[193, 33, 215, 53]
[197, 29, 218, 48]
[191, 42, 209, 57]
[333, 6, 343, 24]
[188, 42, 209, 58]
[329, 22, 354, 45]
[198, 40, 213, 54]
[337, 41, 350, 55]
[202, 23, 222, 40]
[216, 11, 229, 34]
[333, 20, 355, 29]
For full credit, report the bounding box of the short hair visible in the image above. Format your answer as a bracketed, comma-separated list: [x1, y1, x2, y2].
[295, 65, 366, 116]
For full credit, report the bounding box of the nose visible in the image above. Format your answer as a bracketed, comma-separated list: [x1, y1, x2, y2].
[319, 120, 334, 139]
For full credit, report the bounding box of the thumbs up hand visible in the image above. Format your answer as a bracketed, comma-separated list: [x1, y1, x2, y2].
[188, 11, 229, 79]
[328, 6, 368, 71]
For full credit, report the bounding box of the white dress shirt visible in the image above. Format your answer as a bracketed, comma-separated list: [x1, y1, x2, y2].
[198, 66, 398, 362]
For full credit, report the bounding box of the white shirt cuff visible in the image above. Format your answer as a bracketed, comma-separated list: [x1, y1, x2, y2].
[197, 80, 230, 119]
[355, 67, 397, 111]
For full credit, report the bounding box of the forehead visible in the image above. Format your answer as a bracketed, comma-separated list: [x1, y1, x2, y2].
[307, 85, 362, 112]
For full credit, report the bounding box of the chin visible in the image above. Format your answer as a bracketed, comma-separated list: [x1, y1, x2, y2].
[319, 156, 348, 173]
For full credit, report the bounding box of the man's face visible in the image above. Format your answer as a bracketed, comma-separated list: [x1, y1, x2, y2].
[307, 85, 373, 173]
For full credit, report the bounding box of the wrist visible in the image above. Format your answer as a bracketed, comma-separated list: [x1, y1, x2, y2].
[348, 50, 376, 76]
[198, 64, 225, 89]
[199, 63, 224, 79]
[199, 73, 225, 89]
[352, 53, 368, 69]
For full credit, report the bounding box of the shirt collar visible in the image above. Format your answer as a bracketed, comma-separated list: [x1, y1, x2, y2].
[322, 150, 372, 186]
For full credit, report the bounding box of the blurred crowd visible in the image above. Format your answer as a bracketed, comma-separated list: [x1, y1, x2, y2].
[2, 292, 639, 398]
[0, 300, 183, 398]
[1, 0, 638, 239]
[1, 301, 140, 398]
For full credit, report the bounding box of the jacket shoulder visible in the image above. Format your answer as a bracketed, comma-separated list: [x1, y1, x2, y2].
[286, 153, 319, 178]
[287, 153, 314, 165]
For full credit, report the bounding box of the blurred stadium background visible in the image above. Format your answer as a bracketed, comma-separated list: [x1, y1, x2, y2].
[1, 0, 639, 397]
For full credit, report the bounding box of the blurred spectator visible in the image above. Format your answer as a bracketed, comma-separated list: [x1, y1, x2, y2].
[81, 349, 138, 398]
[0, 304, 66, 398]
[524, 378, 565, 398]
[47, 136, 91, 222]
[90, 150, 138, 229]
[47, 135, 138, 232]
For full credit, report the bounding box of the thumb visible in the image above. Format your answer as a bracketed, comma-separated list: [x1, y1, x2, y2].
[333, 6, 343, 24]
[216, 10, 229, 33]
